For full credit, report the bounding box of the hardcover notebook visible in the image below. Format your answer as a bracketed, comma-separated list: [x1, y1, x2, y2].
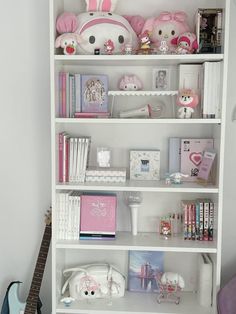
[81, 75, 108, 113]
[128, 251, 164, 292]
[80, 194, 117, 239]
[180, 139, 214, 181]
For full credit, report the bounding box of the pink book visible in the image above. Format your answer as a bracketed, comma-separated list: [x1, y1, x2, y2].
[65, 136, 69, 182]
[74, 112, 110, 118]
[58, 132, 64, 182]
[80, 194, 116, 239]
[180, 139, 214, 181]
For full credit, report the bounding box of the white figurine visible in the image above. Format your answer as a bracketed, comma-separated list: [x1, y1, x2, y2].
[169, 172, 189, 184]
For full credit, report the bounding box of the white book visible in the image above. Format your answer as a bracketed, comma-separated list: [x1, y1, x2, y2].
[75, 74, 81, 113]
[59, 192, 66, 240]
[72, 191, 81, 240]
[168, 138, 181, 174]
[198, 253, 213, 307]
[72, 138, 78, 182]
[75, 138, 82, 183]
[81, 138, 90, 182]
[79, 138, 86, 182]
[69, 138, 74, 183]
[62, 133, 69, 183]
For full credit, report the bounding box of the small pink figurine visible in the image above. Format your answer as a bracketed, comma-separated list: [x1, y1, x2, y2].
[139, 30, 151, 50]
[175, 32, 198, 54]
[104, 39, 115, 55]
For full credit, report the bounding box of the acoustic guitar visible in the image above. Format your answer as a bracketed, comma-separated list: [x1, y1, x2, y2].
[7, 210, 51, 314]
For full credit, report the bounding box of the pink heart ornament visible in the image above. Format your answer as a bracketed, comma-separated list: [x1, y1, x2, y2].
[190, 152, 202, 166]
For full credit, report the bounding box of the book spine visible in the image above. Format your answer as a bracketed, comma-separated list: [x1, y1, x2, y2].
[58, 133, 64, 182]
[66, 73, 70, 118]
[59, 72, 63, 118]
[65, 136, 70, 182]
[183, 202, 188, 240]
[71, 75, 76, 117]
[191, 203, 196, 240]
[62, 72, 66, 118]
[204, 201, 209, 241]
[75, 74, 81, 113]
[195, 202, 200, 240]
[187, 203, 192, 240]
[69, 138, 74, 183]
[199, 201, 204, 241]
[209, 201, 214, 241]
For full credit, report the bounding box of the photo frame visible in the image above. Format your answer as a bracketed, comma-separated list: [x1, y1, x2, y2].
[130, 150, 160, 180]
[152, 67, 171, 91]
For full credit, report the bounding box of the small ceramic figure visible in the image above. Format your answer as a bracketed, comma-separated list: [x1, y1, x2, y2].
[169, 172, 189, 184]
[104, 39, 115, 55]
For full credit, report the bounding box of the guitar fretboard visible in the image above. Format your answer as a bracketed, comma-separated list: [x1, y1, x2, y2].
[24, 224, 51, 314]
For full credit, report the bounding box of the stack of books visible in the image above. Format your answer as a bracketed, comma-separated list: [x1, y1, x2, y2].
[80, 193, 117, 240]
[58, 72, 110, 118]
[58, 132, 91, 183]
[56, 191, 81, 240]
[182, 199, 214, 241]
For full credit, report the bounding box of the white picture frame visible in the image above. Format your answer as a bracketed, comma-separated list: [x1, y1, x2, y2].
[130, 150, 160, 180]
[152, 67, 171, 91]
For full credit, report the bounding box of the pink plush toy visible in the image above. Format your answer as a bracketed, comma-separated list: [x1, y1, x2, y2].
[119, 75, 143, 91]
[177, 89, 199, 119]
[142, 11, 190, 48]
[123, 15, 145, 36]
[55, 33, 83, 55]
[56, 0, 138, 55]
[176, 32, 198, 54]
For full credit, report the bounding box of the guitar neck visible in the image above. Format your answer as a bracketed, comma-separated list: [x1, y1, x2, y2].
[24, 224, 51, 314]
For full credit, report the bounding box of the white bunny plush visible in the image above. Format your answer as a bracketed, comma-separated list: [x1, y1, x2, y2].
[56, 0, 138, 55]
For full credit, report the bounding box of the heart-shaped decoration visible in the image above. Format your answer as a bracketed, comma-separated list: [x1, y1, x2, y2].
[189, 152, 202, 166]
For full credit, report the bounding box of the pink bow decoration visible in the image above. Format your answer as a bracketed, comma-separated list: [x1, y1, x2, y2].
[158, 11, 187, 23]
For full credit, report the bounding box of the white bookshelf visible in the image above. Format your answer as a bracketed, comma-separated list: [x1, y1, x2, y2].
[50, 0, 229, 313]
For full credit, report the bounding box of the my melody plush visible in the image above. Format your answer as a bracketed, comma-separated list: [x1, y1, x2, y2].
[119, 75, 143, 91]
[55, 0, 138, 55]
[141, 11, 190, 49]
[175, 32, 198, 54]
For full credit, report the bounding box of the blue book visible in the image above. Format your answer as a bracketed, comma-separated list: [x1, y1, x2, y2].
[81, 75, 108, 113]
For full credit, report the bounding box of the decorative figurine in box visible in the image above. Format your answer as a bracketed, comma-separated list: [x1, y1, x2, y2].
[196, 8, 223, 53]
[156, 272, 185, 304]
[176, 89, 199, 119]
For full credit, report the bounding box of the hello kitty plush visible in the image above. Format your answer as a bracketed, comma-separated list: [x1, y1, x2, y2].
[142, 11, 190, 49]
[56, 0, 138, 55]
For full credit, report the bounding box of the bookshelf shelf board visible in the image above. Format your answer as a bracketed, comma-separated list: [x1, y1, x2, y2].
[54, 54, 224, 65]
[108, 90, 178, 96]
[56, 291, 214, 314]
[56, 232, 217, 253]
[55, 118, 222, 125]
[56, 180, 219, 193]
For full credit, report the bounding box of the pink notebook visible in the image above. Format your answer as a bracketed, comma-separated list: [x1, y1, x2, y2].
[80, 194, 116, 239]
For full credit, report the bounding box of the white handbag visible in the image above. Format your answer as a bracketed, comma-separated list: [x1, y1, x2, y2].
[62, 263, 126, 300]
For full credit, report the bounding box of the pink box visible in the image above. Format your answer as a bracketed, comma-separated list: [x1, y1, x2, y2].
[180, 139, 214, 181]
[80, 194, 116, 238]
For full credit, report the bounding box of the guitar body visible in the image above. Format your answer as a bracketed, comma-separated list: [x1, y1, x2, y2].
[8, 282, 25, 314]
[2, 211, 51, 314]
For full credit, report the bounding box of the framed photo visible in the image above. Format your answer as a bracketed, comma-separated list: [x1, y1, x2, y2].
[128, 250, 164, 292]
[130, 150, 160, 180]
[152, 67, 170, 91]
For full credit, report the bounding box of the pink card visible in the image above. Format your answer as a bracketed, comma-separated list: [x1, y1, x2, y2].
[80, 194, 116, 234]
[197, 151, 216, 182]
[180, 139, 214, 181]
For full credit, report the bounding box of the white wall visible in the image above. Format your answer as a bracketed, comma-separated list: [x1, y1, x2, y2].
[0, 0, 236, 312]
[221, 0, 236, 286]
[0, 0, 51, 313]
